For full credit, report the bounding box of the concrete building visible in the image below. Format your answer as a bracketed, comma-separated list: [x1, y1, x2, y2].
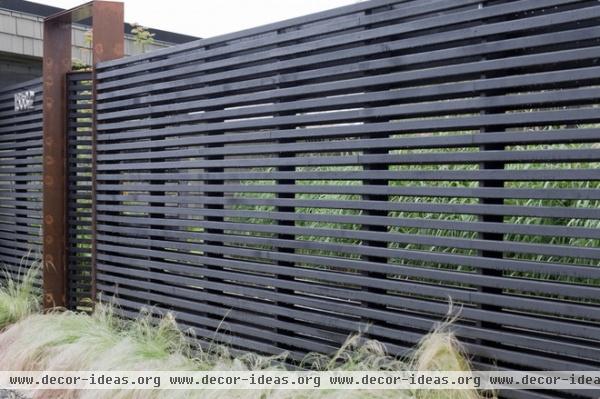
[0, 0, 197, 88]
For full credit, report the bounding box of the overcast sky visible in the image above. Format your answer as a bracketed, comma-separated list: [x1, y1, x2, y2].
[33, 0, 358, 39]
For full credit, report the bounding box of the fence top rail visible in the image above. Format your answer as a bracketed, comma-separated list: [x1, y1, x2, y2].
[96, 0, 410, 70]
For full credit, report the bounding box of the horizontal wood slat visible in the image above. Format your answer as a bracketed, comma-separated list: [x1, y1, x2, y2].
[93, 2, 600, 399]
[0, 78, 43, 285]
[67, 71, 93, 311]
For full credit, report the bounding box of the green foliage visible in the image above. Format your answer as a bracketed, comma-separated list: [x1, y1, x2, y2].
[0, 269, 482, 399]
[231, 143, 600, 283]
[84, 29, 93, 48]
[131, 23, 156, 52]
[0, 257, 40, 330]
[72, 58, 91, 71]
[0, 296, 484, 399]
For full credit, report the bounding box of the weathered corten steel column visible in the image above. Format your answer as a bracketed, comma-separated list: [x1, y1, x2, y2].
[89, 1, 125, 305]
[43, 1, 123, 309]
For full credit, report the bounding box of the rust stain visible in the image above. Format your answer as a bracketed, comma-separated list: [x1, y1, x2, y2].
[44, 293, 55, 308]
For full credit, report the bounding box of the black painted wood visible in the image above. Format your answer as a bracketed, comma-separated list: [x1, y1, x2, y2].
[92, 2, 600, 398]
[67, 72, 93, 310]
[0, 78, 43, 282]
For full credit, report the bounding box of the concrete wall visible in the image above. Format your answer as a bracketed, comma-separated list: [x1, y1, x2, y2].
[0, 7, 172, 88]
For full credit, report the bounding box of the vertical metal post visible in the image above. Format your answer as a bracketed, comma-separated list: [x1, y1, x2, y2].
[43, 1, 123, 310]
[43, 17, 71, 309]
[90, 1, 124, 304]
[91, 2, 124, 64]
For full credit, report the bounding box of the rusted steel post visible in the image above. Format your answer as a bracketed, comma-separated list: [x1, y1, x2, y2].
[90, 2, 124, 304]
[92, 2, 125, 64]
[43, 1, 123, 309]
[43, 15, 71, 309]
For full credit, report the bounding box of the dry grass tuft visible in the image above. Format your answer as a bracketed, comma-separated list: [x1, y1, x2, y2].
[0, 258, 40, 330]
[0, 272, 491, 399]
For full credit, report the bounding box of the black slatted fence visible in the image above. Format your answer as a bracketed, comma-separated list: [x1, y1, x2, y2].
[93, 1, 600, 398]
[0, 78, 43, 280]
[0, 1, 598, 399]
[67, 71, 94, 310]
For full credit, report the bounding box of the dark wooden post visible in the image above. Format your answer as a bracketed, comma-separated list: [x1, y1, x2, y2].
[43, 1, 123, 309]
